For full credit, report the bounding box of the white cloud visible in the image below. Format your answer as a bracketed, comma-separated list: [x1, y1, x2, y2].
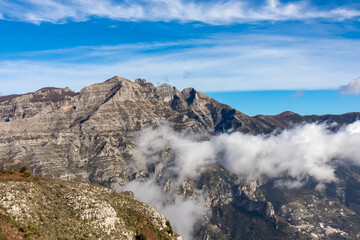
[339, 78, 360, 95]
[1, 35, 360, 94]
[120, 179, 209, 240]
[134, 124, 214, 182]
[112, 121, 360, 238]
[133, 122, 360, 187]
[160, 196, 207, 240]
[0, 0, 359, 24]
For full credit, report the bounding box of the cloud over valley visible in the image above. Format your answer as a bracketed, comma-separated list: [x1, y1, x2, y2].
[117, 121, 360, 239]
[133, 122, 360, 185]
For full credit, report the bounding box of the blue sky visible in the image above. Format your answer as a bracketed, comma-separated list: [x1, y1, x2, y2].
[0, 0, 360, 115]
[207, 90, 359, 116]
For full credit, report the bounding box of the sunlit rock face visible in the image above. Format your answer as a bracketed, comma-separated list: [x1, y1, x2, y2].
[0, 76, 273, 184]
[0, 173, 181, 239]
[1, 76, 360, 240]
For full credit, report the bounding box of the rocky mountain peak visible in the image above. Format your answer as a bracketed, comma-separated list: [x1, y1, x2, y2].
[0, 87, 77, 105]
[135, 78, 147, 85]
[31, 87, 78, 102]
[155, 83, 179, 102]
[81, 76, 125, 93]
[136, 78, 156, 93]
[0, 76, 360, 240]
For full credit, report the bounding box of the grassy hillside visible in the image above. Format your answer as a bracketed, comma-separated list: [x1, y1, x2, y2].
[0, 170, 179, 240]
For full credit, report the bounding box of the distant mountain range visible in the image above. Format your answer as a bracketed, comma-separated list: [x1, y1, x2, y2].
[0, 76, 359, 239]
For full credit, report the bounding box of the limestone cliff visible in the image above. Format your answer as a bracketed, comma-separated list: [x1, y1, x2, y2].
[1, 76, 360, 240]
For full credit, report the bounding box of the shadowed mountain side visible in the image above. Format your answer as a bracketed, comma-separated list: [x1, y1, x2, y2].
[254, 111, 360, 131]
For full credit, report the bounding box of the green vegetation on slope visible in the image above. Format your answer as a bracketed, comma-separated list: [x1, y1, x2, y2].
[0, 170, 179, 240]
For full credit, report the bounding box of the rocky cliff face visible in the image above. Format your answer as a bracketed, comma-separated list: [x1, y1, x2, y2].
[0, 76, 276, 185]
[0, 76, 359, 240]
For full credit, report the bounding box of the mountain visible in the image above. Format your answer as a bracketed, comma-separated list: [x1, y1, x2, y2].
[0, 170, 180, 240]
[254, 111, 360, 131]
[0, 76, 359, 239]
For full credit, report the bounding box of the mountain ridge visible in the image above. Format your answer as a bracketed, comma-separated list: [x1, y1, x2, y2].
[1, 76, 359, 185]
[1, 76, 359, 239]
[1, 76, 358, 133]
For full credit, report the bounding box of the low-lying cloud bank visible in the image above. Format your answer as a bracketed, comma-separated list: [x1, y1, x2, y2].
[135, 121, 360, 185]
[121, 121, 360, 239]
[121, 179, 209, 240]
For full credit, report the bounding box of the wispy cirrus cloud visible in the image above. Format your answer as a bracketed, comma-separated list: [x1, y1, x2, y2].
[0, 0, 359, 25]
[1, 35, 360, 94]
[339, 78, 360, 95]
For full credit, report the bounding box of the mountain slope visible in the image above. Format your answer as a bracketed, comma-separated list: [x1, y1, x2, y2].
[0, 170, 180, 240]
[1, 76, 358, 186]
[0, 76, 272, 185]
[0, 76, 359, 240]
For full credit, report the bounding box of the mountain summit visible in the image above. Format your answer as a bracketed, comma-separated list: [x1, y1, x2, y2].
[1, 76, 359, 239]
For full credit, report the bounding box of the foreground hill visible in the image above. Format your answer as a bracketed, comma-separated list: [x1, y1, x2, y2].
[0, 170, 179, 240]
[0, 76, 359, 239]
